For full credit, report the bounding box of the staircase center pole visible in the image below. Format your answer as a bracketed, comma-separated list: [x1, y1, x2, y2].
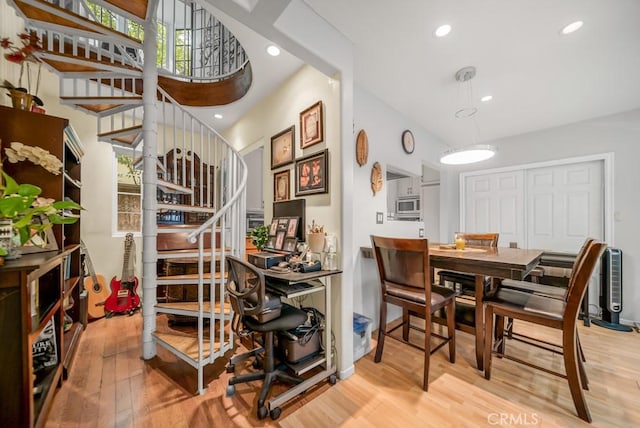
[142, 12, 159, 360]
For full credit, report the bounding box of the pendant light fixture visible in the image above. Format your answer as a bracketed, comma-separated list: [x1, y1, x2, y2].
[440, 66, 496, 165]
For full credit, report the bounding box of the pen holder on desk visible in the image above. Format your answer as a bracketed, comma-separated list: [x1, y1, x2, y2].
[307, 232, 325, 254]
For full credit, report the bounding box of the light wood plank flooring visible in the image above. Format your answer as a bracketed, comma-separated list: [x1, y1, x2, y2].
[45, 314, 640, 427]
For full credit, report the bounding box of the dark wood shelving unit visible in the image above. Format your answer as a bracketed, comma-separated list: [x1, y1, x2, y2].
[0, 106, 85, 426]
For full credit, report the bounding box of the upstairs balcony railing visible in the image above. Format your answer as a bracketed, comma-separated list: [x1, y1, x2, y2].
[31, 0, 248, 82]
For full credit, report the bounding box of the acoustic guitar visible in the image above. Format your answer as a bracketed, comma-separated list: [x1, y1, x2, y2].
[104, 233, 140, 316]
[81, 240, 109, 319]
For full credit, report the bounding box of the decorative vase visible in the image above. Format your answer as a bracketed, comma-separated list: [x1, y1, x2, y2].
[9, 90, 33, 111]
[307, 232, 325, 253]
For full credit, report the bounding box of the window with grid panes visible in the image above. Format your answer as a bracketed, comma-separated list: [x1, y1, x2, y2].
[114, 150, 142, 234]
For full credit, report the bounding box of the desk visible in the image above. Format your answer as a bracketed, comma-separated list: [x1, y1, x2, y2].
[429, 245, 543, 369]
[260, 268, 342, 413]
[361, 245, 543, 369]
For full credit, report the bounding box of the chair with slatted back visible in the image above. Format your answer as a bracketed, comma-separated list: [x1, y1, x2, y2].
[431, 232, 499, 336]
[437, 232, 499, 296]
[483, 240, 606, 422]
[370, 235, 456, 391]
[224, 255, 308, 420]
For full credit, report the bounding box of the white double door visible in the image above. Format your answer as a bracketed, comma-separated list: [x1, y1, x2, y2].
[463, 159, 604, 252]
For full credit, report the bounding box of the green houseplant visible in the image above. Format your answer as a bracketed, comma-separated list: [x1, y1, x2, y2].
[0, 142, 82, 258]
[250, 224, 269, 251]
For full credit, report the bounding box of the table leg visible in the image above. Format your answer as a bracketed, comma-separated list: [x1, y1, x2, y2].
[475, 274, 484, 369]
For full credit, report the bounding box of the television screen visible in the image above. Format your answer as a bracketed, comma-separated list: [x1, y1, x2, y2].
[273, 199, 306, 243]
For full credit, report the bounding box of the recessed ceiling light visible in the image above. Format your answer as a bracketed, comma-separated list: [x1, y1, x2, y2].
[434, 24, 452, 38]
[480, 95, 493, 102]
[214, 114, 223, 119]
[561, 20, 583, 35]
[266, 45, 281, 56]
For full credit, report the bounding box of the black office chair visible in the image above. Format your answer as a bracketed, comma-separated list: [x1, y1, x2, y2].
[224, 255, 307, 420]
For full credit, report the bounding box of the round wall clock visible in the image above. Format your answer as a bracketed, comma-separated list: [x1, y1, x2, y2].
[402, 130, 415, 154]
[356, 129, 368, 166]
[371, 162, 383, 195]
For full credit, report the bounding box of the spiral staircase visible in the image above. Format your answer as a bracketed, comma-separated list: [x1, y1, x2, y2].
[7, 0, 250, 394]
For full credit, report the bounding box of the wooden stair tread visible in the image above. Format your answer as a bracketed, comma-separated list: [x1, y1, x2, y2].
[155, 301, 232, 314]
[157, 248, 230, 255]
[157, 203, 217, 214]
[97, 125, 143, 138]
[61, 97, 142, 114]
[157, 272, 225, 280]
[153, 331, 219, 360]
[74, 103, 124, 113]
[14, 0, 142, 45]
[104, 0, 149, 20]
[157, 178, 193, 195]
[61, 96, 142, 101]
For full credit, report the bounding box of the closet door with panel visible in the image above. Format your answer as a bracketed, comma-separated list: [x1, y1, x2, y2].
[463, 170, 525, 247]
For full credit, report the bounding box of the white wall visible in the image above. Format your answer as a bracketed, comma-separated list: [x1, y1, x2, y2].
[446, 109, 640, 324]
[352, 85, 449, 329]
[1, 0, 142, 285]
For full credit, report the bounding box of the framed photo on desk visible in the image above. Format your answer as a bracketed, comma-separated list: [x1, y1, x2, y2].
[275, 231, 286, 250]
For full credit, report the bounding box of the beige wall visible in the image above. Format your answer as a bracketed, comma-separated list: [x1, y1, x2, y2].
[224, 64, 342, 251]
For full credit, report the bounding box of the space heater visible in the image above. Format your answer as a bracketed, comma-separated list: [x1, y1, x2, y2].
[593, 247, 632, 332]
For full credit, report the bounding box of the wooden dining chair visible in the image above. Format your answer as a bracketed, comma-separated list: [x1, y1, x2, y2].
[370, 235, 456, 391]
[498, 238, 595, 372]
[432, 232, 499, 335]
[483, 240, 606, 422]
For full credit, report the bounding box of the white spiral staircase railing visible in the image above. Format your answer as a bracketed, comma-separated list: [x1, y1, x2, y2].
[7, 0, 249, 394]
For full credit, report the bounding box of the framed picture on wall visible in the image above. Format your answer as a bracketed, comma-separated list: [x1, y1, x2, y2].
[273, 170, 290, 202]
[295, 149, 329, 196]
[299, 101, 323, 149]
[271, 125, 295, 169]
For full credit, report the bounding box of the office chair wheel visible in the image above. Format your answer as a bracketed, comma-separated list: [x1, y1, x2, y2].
[225, 384, 235, 397]
[252, 358, 262, 369]
[270, 407, 282, 420]
[328, 374, 337, 385]
[226, 364, 235, 373]
[257, 406, 268, 420]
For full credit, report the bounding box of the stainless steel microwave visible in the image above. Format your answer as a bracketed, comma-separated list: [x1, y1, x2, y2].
[247, 216, 265, 232]
[396, 196, 420, 218]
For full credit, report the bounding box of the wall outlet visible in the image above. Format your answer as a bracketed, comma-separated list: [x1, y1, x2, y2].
[419, 228, 424, 237]
[376, 212, 384, 224]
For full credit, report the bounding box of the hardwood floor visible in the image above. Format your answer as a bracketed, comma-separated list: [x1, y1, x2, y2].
[46, 314, 640, 427]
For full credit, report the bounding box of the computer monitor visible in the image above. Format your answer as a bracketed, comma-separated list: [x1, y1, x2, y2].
[273, 199, 306, 242]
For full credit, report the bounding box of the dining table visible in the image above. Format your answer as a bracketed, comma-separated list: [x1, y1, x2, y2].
[428, 245, 544, 369]
[361, 244, 544, 370]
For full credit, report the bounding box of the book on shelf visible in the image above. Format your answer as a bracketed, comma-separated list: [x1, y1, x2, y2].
[32, 318, 58, 373]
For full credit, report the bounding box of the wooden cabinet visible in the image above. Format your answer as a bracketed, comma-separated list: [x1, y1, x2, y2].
[0, 249, 80, 427]
[0, 107, 85, 425]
